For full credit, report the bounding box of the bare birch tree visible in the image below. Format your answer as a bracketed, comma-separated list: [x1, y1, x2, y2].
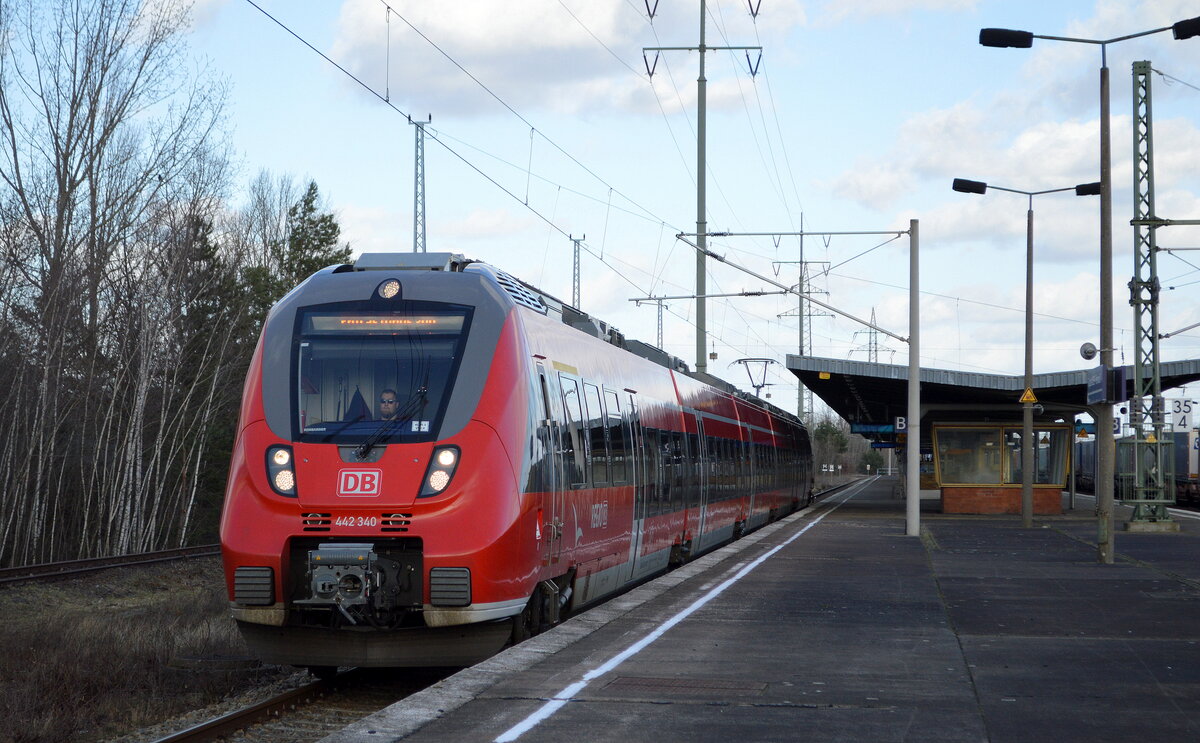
[0, 0, 231, 564]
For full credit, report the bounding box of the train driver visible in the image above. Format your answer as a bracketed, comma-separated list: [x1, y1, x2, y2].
[378, 389, 400, 421]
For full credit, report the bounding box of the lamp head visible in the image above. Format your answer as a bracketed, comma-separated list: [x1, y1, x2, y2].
[952, 178, 988, 194]
[1075, 181, 1102, 196]
[980, 28, 1034, 48]
[1173, 16, 1200, 40]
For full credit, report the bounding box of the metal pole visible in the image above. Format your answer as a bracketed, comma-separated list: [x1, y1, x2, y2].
[412, 119, 427, 253]
[1097, 58, 1116, 564]
[1069, 435, 1078, 510]
[657, 300, 664, 349]
[695, 0, 708, 374]
[907, 219, 921, 537]
[572, 236, 581, 308]
[1022, 205, 1034, 527]
[798, 217, 805, 419]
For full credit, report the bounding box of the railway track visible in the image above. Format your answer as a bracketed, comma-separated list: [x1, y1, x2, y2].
[148, 667, 455, 743]
[0, 544, 221, 586]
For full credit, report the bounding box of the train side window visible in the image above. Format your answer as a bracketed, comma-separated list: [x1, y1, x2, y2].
[627, 393, 643, 505]
[537, 371, 552, 424]
[687, 432, 701, 508]
[559, 374, 587, 487]
[755, 443, 763, 493]
[703, 435, 711, 504]
[645, 428, 662, 516]
[742, 440, 751, 492]
[670, 431, 684, 510]
[604, 390, 627, 483]
[584, 383, 609, 485]
[715, 439, 724, 501]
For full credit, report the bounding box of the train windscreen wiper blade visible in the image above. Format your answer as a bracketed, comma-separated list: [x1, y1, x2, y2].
[355, 387, 428, 460]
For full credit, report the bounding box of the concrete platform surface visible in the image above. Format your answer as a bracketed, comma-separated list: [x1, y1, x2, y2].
[321, 477, 1200, 743]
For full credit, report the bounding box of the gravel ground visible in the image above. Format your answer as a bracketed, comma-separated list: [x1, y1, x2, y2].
[106, 670, 315, 743]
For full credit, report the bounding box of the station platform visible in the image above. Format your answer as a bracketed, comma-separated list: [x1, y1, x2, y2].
[323, 476, 1200, 743]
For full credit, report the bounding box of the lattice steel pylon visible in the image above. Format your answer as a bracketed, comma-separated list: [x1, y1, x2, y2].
[1126, 60, 1175, 524]
[411, 116, 429, 253]
[570, 235, 584, 308]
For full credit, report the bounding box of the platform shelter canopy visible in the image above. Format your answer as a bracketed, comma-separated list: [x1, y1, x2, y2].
[787, 355, 1200, 433]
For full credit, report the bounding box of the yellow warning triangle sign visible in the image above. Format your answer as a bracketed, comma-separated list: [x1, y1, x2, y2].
[1019, 388, 1038, 404]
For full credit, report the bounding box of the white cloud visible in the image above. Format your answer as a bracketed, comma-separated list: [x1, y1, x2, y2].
[328, 0, 806, 116]
[830, 164, 915, 210]
[437, 208, 538, 241]
[337, 203, 407, 255]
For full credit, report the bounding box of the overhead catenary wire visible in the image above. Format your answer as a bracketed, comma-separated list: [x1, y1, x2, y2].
[243, 1, 984, 390]
[241, 0, 665, 303]
[373, 0, 667, 228]
[1152, 66, 1200, 94]
[709, 3, 801, 230]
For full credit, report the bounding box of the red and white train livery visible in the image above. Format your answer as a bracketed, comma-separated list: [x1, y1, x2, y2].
[220, 252, 814, 672]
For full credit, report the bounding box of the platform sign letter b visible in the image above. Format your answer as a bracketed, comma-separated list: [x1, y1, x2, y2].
[894, 416, 906, 432]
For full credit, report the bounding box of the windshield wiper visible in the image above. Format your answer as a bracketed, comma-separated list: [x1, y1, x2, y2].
[354, 385, 429, 460]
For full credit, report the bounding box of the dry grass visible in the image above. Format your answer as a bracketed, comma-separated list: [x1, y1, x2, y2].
[0, 558, 294, 743]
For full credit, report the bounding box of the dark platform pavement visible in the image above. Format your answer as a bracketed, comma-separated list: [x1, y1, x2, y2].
[323, 477, 1200, 742]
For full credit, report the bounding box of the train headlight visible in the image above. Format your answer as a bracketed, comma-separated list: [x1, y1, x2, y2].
[419, 445, 461, 497]
[273, 469, 295, 492]
[427, 470, 451, 492]
[266, 445, 297, 497]
[377, 279, 401, 299]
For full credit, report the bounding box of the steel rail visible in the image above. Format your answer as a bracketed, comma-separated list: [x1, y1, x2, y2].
[147, 677, 338, 743]
[0, 544, 221, 586]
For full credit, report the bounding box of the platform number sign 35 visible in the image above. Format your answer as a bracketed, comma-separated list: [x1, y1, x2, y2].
[1171, 399, 1195, 431]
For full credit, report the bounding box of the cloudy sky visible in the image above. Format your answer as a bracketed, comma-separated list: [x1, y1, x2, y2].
[187, 0, 1200, 416]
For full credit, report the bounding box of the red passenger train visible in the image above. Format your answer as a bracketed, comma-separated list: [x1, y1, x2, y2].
[220, 252, 815, 672]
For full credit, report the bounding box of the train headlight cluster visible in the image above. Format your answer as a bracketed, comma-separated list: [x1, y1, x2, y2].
[266, 445, 297, 497]
[377, 279, 401, 299]
[419, 445, 461, 497]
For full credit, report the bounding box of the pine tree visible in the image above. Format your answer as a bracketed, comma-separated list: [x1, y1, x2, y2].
[241, 180, 351, 333]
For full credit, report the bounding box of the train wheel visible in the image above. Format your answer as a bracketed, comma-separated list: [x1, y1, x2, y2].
[510, 595, 539, 644]
[510, 580, 559, 644]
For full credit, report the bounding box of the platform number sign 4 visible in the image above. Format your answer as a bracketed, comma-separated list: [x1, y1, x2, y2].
[1171, 399, 1195, 432]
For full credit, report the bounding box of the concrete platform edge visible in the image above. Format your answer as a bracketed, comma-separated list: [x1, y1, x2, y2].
[319, 504, 824, 743]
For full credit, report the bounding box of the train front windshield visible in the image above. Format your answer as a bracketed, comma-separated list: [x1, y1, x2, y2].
[294, 302, 472, 444]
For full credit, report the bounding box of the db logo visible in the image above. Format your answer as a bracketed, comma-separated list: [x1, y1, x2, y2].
[337, 469, 382, 497]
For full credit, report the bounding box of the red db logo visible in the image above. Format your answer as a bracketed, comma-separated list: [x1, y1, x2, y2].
[337, 469, 382, 497]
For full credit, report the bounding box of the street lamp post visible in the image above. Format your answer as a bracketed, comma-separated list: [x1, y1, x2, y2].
[979, 15, 1200, 563]
[952, 178, 1101, 527]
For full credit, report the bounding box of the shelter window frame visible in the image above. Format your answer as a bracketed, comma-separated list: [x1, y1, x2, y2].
[932, 424, 1071, 488]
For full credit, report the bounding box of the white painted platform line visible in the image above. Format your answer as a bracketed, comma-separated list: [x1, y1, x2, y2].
[494, 478, 875, 743]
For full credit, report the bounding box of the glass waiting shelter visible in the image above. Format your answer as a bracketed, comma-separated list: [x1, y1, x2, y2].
[932, 424, 1071, 488]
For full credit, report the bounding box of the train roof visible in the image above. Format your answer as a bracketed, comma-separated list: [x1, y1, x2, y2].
[350, 252, 805, 430]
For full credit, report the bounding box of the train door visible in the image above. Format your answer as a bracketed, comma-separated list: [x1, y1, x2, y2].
[536, 364, 564, 566]
[626, 392, 647, 581]
[694, 417, 709, 542]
